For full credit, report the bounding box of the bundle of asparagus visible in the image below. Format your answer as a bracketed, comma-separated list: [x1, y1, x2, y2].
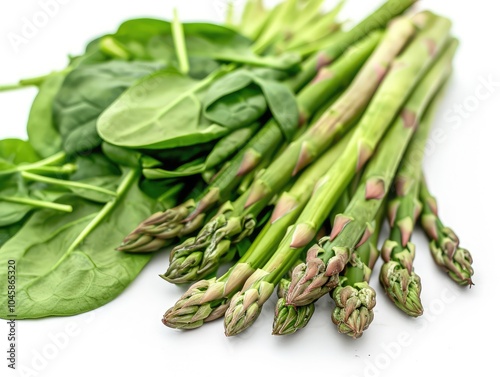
[149, 2, 473, 338]
[121, 1, 474, 338]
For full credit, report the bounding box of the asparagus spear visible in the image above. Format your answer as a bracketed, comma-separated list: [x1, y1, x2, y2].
[419, 175, 474, 287]
[286, 0, 418, 92]
[238, 0, 269, 41]
[285, 18, 454, 307]
[270, 191, 352, 336]
[161, 130, 353, 328]
[272, 275, 315, 336]
[270, 180, 356, 336]
[330, 202, 386, 339]
[379, 43, 458, 318]
[117, 30, 383, 253]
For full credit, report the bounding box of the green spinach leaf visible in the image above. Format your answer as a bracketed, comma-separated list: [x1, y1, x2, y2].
[0, 170, 158, 319]
[53, 60, 164, 155]
[0, 220, 26, 248]
[97, 68, 229, 150]
[26, 72, 66, 158]
[203, 69, 298, 140]
[0, 139, 40, 170]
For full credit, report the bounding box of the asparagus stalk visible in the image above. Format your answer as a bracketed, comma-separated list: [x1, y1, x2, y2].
[238, 0, 269, 40]
[379, 44, 457, 318]
[161, 131, 353, 328]
[330, 202, 386, 339]
[223, 17, 452, 335]
[271, 176, 357, 336]
[117, 30, 383, 253]
[419, 176, 474, 286]
[285, 0, 418, 92]
[272, 275, 315, 336]
[271, 192, 352, 336]
[285, 18, 454, 307]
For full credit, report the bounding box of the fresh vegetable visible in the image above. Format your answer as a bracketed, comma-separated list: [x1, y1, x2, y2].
[0, 0, 474, 343]
[330, 203, 386, 339]
[419, 175, 474, 286]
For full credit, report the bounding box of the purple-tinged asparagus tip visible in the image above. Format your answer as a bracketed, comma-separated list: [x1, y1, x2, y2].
[237, 149, 262, 177]
[271, 194, 299, 223]
[356, 141, 373, 172]
[290, 223, 316, 248]
[330, 214, 353, 241]
[397, 217, 415, 247]
[292, 142, 315, 176]
[244, 180, 270, 208]
[365, 177, 386, 200]
[401, 108, 418, 129]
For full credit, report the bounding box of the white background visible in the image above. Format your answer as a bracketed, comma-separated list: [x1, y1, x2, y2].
[1, 1, 499, 376]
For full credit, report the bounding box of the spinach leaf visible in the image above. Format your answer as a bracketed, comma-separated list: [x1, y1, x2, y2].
[204, 74, 267, 130]
[66, 153, 121, 203]
[26, 72, 66, 158]
[97, 68, 229, 150]
[139, 179, 185, 210]
[0, 220, 26, 248]
[0, 139, 40, 169]
[140, 140, 218, 168]
[70, 153, 121, 181]
[0, 140, 75, 224]
[181, 22, 299, 70]
[53, 60, 164, 155]
[69, 37, 109, 67]
[142, 158, 206, 179]
[203, 69, 298, 140]
[0, 139, 41, 184]
[0, 170, 158, 319]
[101, 143, 142, 168]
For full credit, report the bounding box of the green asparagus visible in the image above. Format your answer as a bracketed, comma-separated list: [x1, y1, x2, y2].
[330, 202, 386, 338]
[272, 276, 315, 336]
[419, 176, 474, 286]
[285, 17, 454, 307]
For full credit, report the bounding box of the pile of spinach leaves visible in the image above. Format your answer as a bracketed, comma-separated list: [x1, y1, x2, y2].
[0, 15, 300, 319]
